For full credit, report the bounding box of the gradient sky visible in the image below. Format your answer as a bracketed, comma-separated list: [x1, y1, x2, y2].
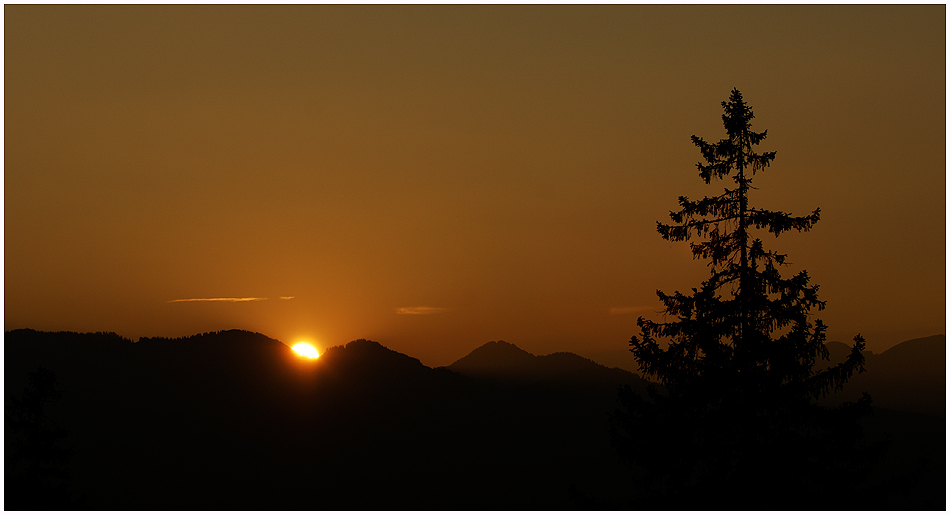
[5, 5, 945, 368]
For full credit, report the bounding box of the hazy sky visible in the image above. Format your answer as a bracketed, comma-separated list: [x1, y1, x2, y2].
[5, 5, 945, 367]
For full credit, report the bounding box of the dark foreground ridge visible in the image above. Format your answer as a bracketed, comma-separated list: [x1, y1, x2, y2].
[4, 329, 945, 510]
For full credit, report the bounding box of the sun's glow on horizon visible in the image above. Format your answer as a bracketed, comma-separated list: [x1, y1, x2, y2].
[292, 343, 319, 359]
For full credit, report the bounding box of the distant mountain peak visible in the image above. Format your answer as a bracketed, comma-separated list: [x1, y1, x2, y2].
[449, 340, 537, 372]
[446, 340, 649, 396]
[479, 340, 535, 356]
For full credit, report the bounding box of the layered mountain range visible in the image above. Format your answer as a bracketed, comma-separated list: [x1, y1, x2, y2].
[5, 329, 945, 510]
[821, 335, 945, 416]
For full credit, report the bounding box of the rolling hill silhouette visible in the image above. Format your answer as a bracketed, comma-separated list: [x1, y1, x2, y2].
[5, 330, 643, 509]
[821, 335, 945, 416]
[4, 329, 944, 510]
[448, 340, 651, 400]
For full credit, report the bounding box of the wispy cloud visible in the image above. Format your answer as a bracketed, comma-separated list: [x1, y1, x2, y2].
[279, 296, 295, 300]
[609, 306, 655, 315]
[395, 306, 450, 315]
[167, 297, 268, 303]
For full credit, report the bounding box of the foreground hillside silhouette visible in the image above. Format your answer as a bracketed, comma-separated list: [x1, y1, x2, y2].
[5, 330, 643, 509]
[4, 329, 945, 510]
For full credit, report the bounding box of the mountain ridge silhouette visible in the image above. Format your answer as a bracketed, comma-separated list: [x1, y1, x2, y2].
[4, 328, 944, 510]
[447, 339, 651, 400]
[821, 334, 945, 416]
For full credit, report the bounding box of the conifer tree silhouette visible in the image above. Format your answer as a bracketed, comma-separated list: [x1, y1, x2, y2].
[612, 89, 874, 509]
[5, 367, 77, 509]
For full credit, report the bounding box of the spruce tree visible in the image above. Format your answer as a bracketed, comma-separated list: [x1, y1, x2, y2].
[612, 89, 873, 509]
[5, 367, 76, 509]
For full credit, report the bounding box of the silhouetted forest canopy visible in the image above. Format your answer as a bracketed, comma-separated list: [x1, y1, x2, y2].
[4, 327, 944, 509]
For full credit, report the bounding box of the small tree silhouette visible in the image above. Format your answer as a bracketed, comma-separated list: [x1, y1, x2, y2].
[612, 89, 874, 509]
[5, 367, 77, 510]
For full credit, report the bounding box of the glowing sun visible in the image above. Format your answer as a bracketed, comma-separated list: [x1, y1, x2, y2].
[292, 343, 319, 359]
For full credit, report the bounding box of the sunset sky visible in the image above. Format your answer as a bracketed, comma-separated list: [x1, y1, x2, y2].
[5, 5, 945, 368]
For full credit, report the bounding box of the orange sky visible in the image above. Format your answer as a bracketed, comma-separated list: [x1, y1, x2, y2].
[5, 5, 945, 368]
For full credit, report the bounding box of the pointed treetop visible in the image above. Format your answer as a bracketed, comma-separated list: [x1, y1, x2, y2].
[690, 88, 775, 184]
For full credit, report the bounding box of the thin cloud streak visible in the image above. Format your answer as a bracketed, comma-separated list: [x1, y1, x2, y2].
[168, 297, 268, 303]
[395, 306, 450, 315]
